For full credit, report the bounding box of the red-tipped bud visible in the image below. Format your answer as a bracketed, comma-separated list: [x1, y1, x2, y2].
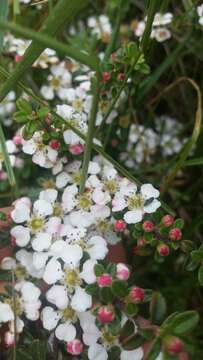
[117, 73, 125, 81]
[69, 143, 84, 155]
[13, 134, 22, 146]
[169, 228, 182, 241]
[143, 220, 154, 232]
[157, 244, 170, 257]
[137, 238, 145, 247]
[15, 55, 23, 62]
[97, 306, 114, 324]
[67, 339, 83, 355]
[162, 214, 174, 227]
[116, 263, 130, 280]
[4, 332, 14, 348]
[114, 219, 126, 232]
[97, 273, 112, 287]
[130, 287, 145, 303]
[102, 72, 111, 82]
[49, 139, 60, 150]
[165, 336, 184, 354]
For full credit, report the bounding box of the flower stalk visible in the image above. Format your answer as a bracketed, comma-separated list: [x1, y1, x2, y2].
[0, 123, 16, 187]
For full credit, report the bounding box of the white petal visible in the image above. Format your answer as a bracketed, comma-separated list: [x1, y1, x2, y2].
[39, 189, 58, 204]
[46, 285, 68, 309]
[81, 260, 97, 284]
[0, 302, 14, 322]
[56, 171, 71, 189]
[71, 287, 92, 312]
[121, 347, 144, 360]
[88, 344, 108, 360]
[91, 205, 110, 219]
[141, 184, 159, 199]
[144, 199, 161, 213]
[55, 322, 76, 342]
[87, 236, 108, 260]
[11, 226, 30, 247]
[21, 282, 41, 302]
[11, 204, 30, 223]
[46, 217, 61, 235]
[124, 210, 143, 224]
[43, 259, 63, 284]
[32, 232, 52, 252]
[22, 139, 37, 155]
[88, 161, 101, 174]
[1, 257, 16, 270]
[33, 252, 49, 269]
[68, 210, 94, 228]
[41, 307, 60, 330]
[33, 199, 53, 217]
[61, 244, 83, 267]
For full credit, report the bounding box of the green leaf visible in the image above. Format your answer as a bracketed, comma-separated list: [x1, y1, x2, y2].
[23, 121, 40, 140]
[0, 270, 11, 281]
[111, 280, 128, 298]
[100, 287, 114, 303]
[122, 334, 145, 351]
[198, 265, 203, 286]
[37, 107, 50, 119]
[150, 292, 167, 325]
[162, 311, 199, 335]
[14, 110, 29, 123]
[120, 319, 135, 339]
[16, 98, 32, 113]
[145, 337, 162, 360]
[173, 219, 184, 229]
[125, 303, 138, 317]
[0, 0, 8, 53]
[85, 283, 98, 295]
[108, 346, 121, 360]
[94, 264, 105, 276]
[106, 263, 117, 276]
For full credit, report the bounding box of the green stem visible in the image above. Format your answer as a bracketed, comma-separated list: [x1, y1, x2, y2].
[0, 21, 100, 71]
[0, 0, 8, 52]
[0, 123, 16, 187]
[103, 0, 122, 61]
[0, 0, 89, 103]
[0, 66, 175, 215]
[140, 0, 160, 55]
[79, 75, 100, 193]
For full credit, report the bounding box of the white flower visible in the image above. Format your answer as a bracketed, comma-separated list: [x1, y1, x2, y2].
[20, 281, 41, 321]
[151, 28, 171, 42]
[113, 183, 160, 224]
[134, 21, 145, 37]
[41, 62, 72, 100]
[121, 347, 144, 360]
[153, 12, 173, 26]
[0, 302, 14, 323]
[70, 286, 92, 312]
[88, 344, 108, 360]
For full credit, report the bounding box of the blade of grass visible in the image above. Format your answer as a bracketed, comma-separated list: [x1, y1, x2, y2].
[103, 0, 122, 61]
[13, 0, 20, 16]
[150, 77, 202, 192]
[0, 0, 89, 103]
[0, 21, 100, 71]
[0, 123, 16, 187]
[0, 65, 175, 215]
[136, 40, 187, 104]
[140, 0, 161, 55]
[184, 157, 203, 166]
[0, 0, 8, 52]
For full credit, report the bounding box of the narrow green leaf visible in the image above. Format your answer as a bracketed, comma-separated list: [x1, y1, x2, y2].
[150, 292, 167, 325]
[162, 310, 199, 335]
[198, 265, 203, 286]
[0, 123, 16, 187]
[0, 0, 8, 52]
[145, 337, 162, 360]
[184, 157, 203, 166]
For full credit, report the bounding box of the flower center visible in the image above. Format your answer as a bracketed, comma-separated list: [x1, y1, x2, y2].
[72, 171, 81, 185]
[28, 216, 45, 233]
[51, 77, 61, 89]
[96, 220, 110, 233]
[99, 100, 110, 114]
[5, 296, 23, 317]
[128, 194, 144, 210]
[73, 99, 83, 112]
[53, 203, 63, 217]
[77, 194, 92, 210]
[104, 179, 118, 194]
[64, 269, 81, 289]
[15, 265, 27, 280]
[61, 307, 76, 322]
[101, 331, 118, 347]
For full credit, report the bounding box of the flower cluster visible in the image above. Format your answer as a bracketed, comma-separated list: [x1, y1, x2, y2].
[134, 12, 173, 42]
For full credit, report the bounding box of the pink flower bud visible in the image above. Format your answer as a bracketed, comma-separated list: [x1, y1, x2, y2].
[0, 171, 7, 180]
[15, 55, 23, 62]
[118, 73, 125, 81]
[169, 228, 182, 241]
[130, 287, 145, 303]
[49, 139, 60, 150]
[97, 306, 114, 324]
[116, 263, 130, 280]
[137, 238, 145, 247]
[162, 214, 174, 227]
[114, 219, 126, 232]
[69, 143, 85, 155]
[13, 134, 22, 146]
[165, 336, 184, 354]
[102, 72, 111, 82]
[66, 339, 83, 355]
[143, 220, 154, 232]
[97, 273, 112, 287]
[4, 332, 14, 348]
[157, 244, 170, 256]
